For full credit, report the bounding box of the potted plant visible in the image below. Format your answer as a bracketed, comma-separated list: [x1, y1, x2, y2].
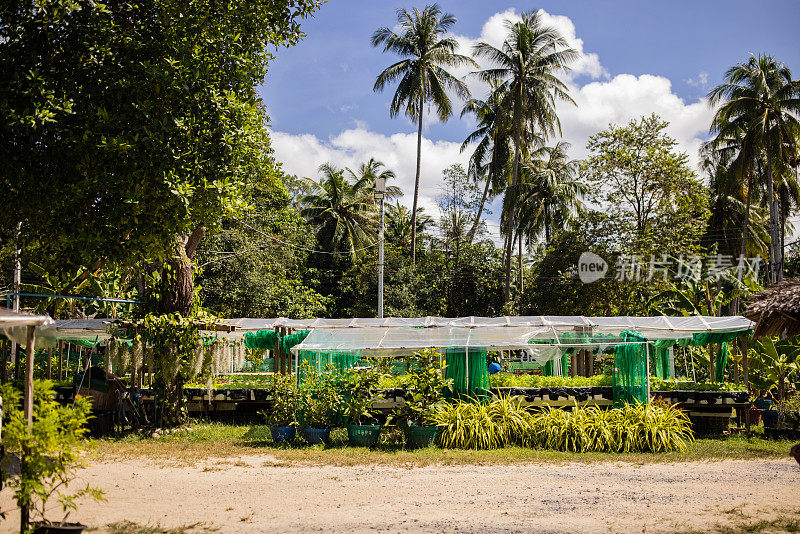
[298, 363, 342, 445]
[749, 338, 800, 430]
[0, 380, 105, 533]
[392, 349, 452, 449]
[343, 359, 385, 447]
[262, 373, 298, 444]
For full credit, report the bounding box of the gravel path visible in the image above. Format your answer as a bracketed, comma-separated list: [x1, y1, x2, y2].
[2, 457, 798, 533]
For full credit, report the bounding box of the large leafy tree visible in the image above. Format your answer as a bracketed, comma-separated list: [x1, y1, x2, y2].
[371, 4, 474, 264]
[0, 0, 322, 313]
[300, 163, 378, 259]
[708, 54, 800, 284]
[583, 114, 708, 255]
[473, 11, 577, 305]
[195, 144, 328, 319]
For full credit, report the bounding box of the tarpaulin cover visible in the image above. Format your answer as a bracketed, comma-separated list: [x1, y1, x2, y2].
[0, 307, 55, 349]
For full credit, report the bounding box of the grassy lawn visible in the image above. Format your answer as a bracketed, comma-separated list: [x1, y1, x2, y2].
[91, 421, 796, 467]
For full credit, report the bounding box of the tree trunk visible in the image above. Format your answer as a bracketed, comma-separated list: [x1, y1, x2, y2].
[766, 150, 781, 284]
[517, 233, 524, 294]
[733, 174, 753, 314]
[159, 227, 206, 315]
[504, 134, 521, 306]
[411, 95, 424, 265]
[468, 171, 492, 243]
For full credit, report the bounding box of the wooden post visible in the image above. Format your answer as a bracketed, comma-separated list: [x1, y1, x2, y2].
[20, 326, 36, 532]
[709, 344, 715, 381]
[58, 340, 63, 382]
[586, 350, 594, 377]
[743, 334, 750, 432]
[273, 326, 280, 374]
[47, 347, 52, 380]
[1, 339, 8, 383]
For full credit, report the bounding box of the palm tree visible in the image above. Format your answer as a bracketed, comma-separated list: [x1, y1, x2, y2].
[473, 11, 578, 304]
[372, 4, 475, 264]
[385, 201, 433, 251]
[300, 163, 378, 259]
[516, 142, 586, 244]
[346, 158, 402, 205]
[460, 84, 512, 242]
[708, 54, 800, 283]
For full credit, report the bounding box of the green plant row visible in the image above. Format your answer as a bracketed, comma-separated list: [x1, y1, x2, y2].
[433, 396, 694, 453]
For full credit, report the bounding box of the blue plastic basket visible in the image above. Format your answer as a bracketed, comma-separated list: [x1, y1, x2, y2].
[303, 427, 331, 445]
[270, 425, 296, 444]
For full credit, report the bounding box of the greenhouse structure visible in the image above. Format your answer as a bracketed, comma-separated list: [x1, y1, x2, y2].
[48, 314, 753, 406]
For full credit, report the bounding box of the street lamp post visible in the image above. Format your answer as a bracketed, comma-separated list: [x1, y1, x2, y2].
[374, 176, 386, 319]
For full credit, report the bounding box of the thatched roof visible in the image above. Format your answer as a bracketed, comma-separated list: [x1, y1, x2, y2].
[745, 277, 800, 338]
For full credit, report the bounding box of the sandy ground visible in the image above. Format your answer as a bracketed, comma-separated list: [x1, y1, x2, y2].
[1, 457, 799, 533]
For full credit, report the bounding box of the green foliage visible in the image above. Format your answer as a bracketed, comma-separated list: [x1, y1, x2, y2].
[528, 403, 693, 453]
[342, 360, 386, 425]
[648, 378, 744, 392]
[392, 349, 452, 426]
[298, 363, 344, 429]
[433, 395, 533, 450]
[0, 380, 105, 524]
[489, 373, 613, 388]
[196, 151, 328, 319]
[432, 397, 693, 453]
[583, 114, 709, 250]
[0, 0, 323, 281]
[261, 374, 298, 427]
[749, 337, 800, 418]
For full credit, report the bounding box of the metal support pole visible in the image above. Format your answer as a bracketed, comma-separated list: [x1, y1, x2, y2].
[743, 334, 750, 432]
[378, 197, 384, 319]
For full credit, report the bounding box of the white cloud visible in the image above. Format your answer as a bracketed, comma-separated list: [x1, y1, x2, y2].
[271, 127, 472, 217]
[686, 71, 710, 89]
[271, 9, 717, 245]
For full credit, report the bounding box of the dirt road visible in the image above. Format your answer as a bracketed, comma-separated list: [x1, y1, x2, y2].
[2, 457, 798, 533]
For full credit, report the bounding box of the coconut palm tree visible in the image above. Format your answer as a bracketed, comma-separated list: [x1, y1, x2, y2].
[346, 158, 403, 205]
[473, 11, 578, 304]
[384, 201, 433, 252]
[460, 84, 512, 242]
[300, 163, 378, 259]
[708, 54, 800, 283]
[372, 4, 475, 264]
[516, 142, 586, 244]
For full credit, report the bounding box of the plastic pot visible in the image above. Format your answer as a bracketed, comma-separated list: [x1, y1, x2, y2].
[33, 522, 86, 534]
[303, 427, 332, 445]
[405, 424, 438, 449]
[347, 424, 382, 447]
[762, 409, 779, 428]
[748, 407, 762, 426]
[753, 398, 772, 410]
[270, 425, 296, 444]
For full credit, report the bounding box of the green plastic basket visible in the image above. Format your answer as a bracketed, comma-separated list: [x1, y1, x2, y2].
[406, 425, 438, 449]
[347, 424, 382, 447]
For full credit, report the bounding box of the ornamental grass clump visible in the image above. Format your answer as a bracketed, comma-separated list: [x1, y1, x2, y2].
[432, 397, 693, 453]
[432, 395, 533, 450]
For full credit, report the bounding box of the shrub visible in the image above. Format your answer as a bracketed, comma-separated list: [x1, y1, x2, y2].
[0, 380, 105, 525]
[261, 373, 298, 427]
[298, 363, 344, 429]
[392, 349, 452, 427]
[342, 359, 386, 425]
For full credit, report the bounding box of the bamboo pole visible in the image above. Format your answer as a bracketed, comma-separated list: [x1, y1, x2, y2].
[20, 326, 36, 532]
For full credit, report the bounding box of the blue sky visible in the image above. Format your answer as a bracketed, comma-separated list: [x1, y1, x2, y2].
[259, 1, 800, 242]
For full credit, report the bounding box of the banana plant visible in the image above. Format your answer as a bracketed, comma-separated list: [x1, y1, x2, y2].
[750, 337, 800, 418]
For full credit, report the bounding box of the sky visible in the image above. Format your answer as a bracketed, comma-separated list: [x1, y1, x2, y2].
[258, 0, 800, 245]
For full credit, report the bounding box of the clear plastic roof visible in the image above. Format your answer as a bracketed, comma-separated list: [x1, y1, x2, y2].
[290, 315, 753, 355]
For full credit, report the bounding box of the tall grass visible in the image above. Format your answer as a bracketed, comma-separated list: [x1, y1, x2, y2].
[433, 396, 694, 452]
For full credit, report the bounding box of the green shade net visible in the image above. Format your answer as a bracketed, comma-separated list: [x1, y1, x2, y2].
[243, 330, 279, 350]
[613, 331, 649, 406]
[298, 350, 362, 375]
[445, 347, 490, 398]
[651, 346, 672, 379]
[714, 342, 728, 383]
[279, 330, 310, 354]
